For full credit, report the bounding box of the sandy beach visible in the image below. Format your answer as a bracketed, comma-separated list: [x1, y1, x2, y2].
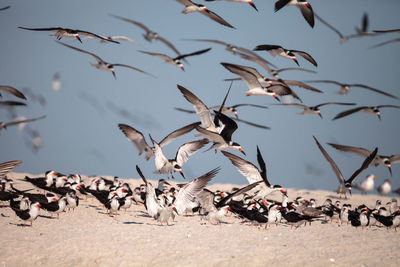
[0, 172, 399, 267]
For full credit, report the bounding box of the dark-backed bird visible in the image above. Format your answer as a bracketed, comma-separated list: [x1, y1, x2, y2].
[254, 44, 317, 67]
[274, 0, 315, 28]
[272, 102, 356, 118]
[333, 105, 400, 121]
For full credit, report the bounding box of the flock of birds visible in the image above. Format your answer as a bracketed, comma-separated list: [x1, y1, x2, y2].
[1, 1, 399, 232]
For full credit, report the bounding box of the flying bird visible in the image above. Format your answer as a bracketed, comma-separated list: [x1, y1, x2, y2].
[332, 105, 400, 121]
[327, 142, 400, 176]
[274, 0, 315, 28]
[139, 47, 211, 71]
[0, 115, 46, 131]
[254, 44, 317, 67]
[109, 14, 183, 56]
[204, 0, 258, 11]
[18, 26, 119, 43]
[303, 80, 398, 99]
[57, 41, 153, 79]
[118, 122, 200, 161]
[313, 136, 378, 198]
[272, 102, 356, 118]
[175, 0, 235, 29]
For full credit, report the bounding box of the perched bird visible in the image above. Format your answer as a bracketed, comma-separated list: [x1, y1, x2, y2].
[354, 174, 378, 194]
[274, 0, 314, 28]
[254, 44, 317, 67]
[204, 0, 258, 11]
[272, 102, 356, 118]
[57, 41, 153, 79]
[18, 26, 119, 43]
[332, 105, 400, 121]
[105, 195, 121, 216]
[175, 0, 235, 28]
[313, 136, 378, 198]
[10, 201, 41, 227]
[118, 121, 200, 161]
[139, 47, 211, 71]
[0, 86, 26, 100]
[303, 80, 398, 99]
[377, 179, 391, 195]
[327, 143, 399, 176]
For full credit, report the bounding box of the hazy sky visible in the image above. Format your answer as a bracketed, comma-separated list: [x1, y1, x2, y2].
[1, 0, 399, 194]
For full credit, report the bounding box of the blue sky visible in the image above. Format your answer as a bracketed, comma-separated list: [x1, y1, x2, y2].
[1, 0, 399, 194]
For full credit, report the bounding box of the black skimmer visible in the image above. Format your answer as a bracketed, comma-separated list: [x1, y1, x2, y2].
[139, 47, 211, 71]
[66, 190, 79, 212]
[118, 121, 200, 160]
[332, 105, 400, 121]
[23, 170, 58, 189]
[105, 195, 121, 216]
[9, 196, 31, 211]
[313, 12, 347, 43]
[222, 146, 285, 197]
[57, 41, 154, 79]
[175, 0, 235, 28]
[149, 135, 208, 179]
[0, 86, 26, 100]
[204, 0, 258, 11]
[373, 210, 400, 232]
[313, 136, 378, 198]
[41, 196, 67, 219]
[18, 26, 119, 43]
[254, 44, 317, 67]
[221, 62, 288, 101]
[303, 80, 398, 99]
[266, 204, 282, 229]
[0, 115, 46, 132]
[354, 174, 378, 194]
[274, 0, 314, 28]
[195, 110, 244, 154]
[271, 102, 356, 118]
[109, 14, 184, 57]
[327, 142, 399, 176]
[377, 179, 391, 195]
[10, 201, 41, 227]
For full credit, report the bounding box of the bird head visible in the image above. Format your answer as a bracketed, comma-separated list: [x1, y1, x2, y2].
[75, 34, 82, 43]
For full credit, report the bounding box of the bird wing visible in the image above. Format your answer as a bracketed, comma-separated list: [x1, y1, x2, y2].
[346, 148, 378, 184]
[177, 85, 214, 129]
[174, 167, 220, 214]
[195, 126, 225, 144]
[256, 146, 270, 187]
[350, 84, 398, 99]
[214, 110, 238, 142]
[149, 136, 168, 170]
[109, 14, 152, 32]
[185, 38, 228, 46]
[156, 35, 182, 56]
[175, 139, 209, 166]
[0, 160, 22, 179]
[0, 101, 26, 106]
[327, 143, 373, 158]
[221, 62, 262, 90]
[315, 102, 356, 109]
[76, 30, 119, 43]
[0, 6, 10, 11]
[370, 38, 400, 48]
[4, 115, 46, 127]
[18, 26, 64, 32]
[221, 151, 263, 184]
[197, 189, 217, 213]
[159, 121, 201, 147]
[0, 86, 26, 100]
[283, 80, 322, 93]
[111, 63, 155, 77]
[57, 41, 104, 63]
[313, 136, 345, 184]
[332, 106, 368, 120]
[314, 13, 345, 39]
[175, 48, 212, 60]
[273, 103, 308, 110]
[298, 4, 315, 28]
[138, 50, 173, 62]
[216, 181, 263, 208]
[201, 9, 235, 29]
[274, 0, 291, 12]
[118, 124, 151, 155]
[389, 154, 400, 164]
[231, 103, 269, 110]
[233, 118, 271, 130]
[291, 50, 318, 67]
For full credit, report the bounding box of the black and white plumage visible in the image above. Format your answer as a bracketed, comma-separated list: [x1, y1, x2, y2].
[10, 201, 41, 226]
[139, 47, 211, 71]
[150, 135, 208, 179]
[275, 0, 314, 28]
[195, 111, 244, 154]
[254, 44, 317, 67]
[222, 146, 284, 197]
[18, 26, 119, 43]
[303, 80, 398, 99]
[0, 86, 26, 100]
[118, 121, 200, 161]
[332, 105, 400, 121]
[57, 41, 153, 79]
[272, 102, 356, 118]
[327, 143, 399, 176]
[0, 115, 46, 132]
[313, 136, 378, 198]
[175, 0, 235, 28]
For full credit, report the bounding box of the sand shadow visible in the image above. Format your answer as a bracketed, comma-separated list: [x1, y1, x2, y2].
[122, 221, 144, 225]
[38, 215, 57, 219]
[9, 222, 33, 227]
[1, 213, 10, 217]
